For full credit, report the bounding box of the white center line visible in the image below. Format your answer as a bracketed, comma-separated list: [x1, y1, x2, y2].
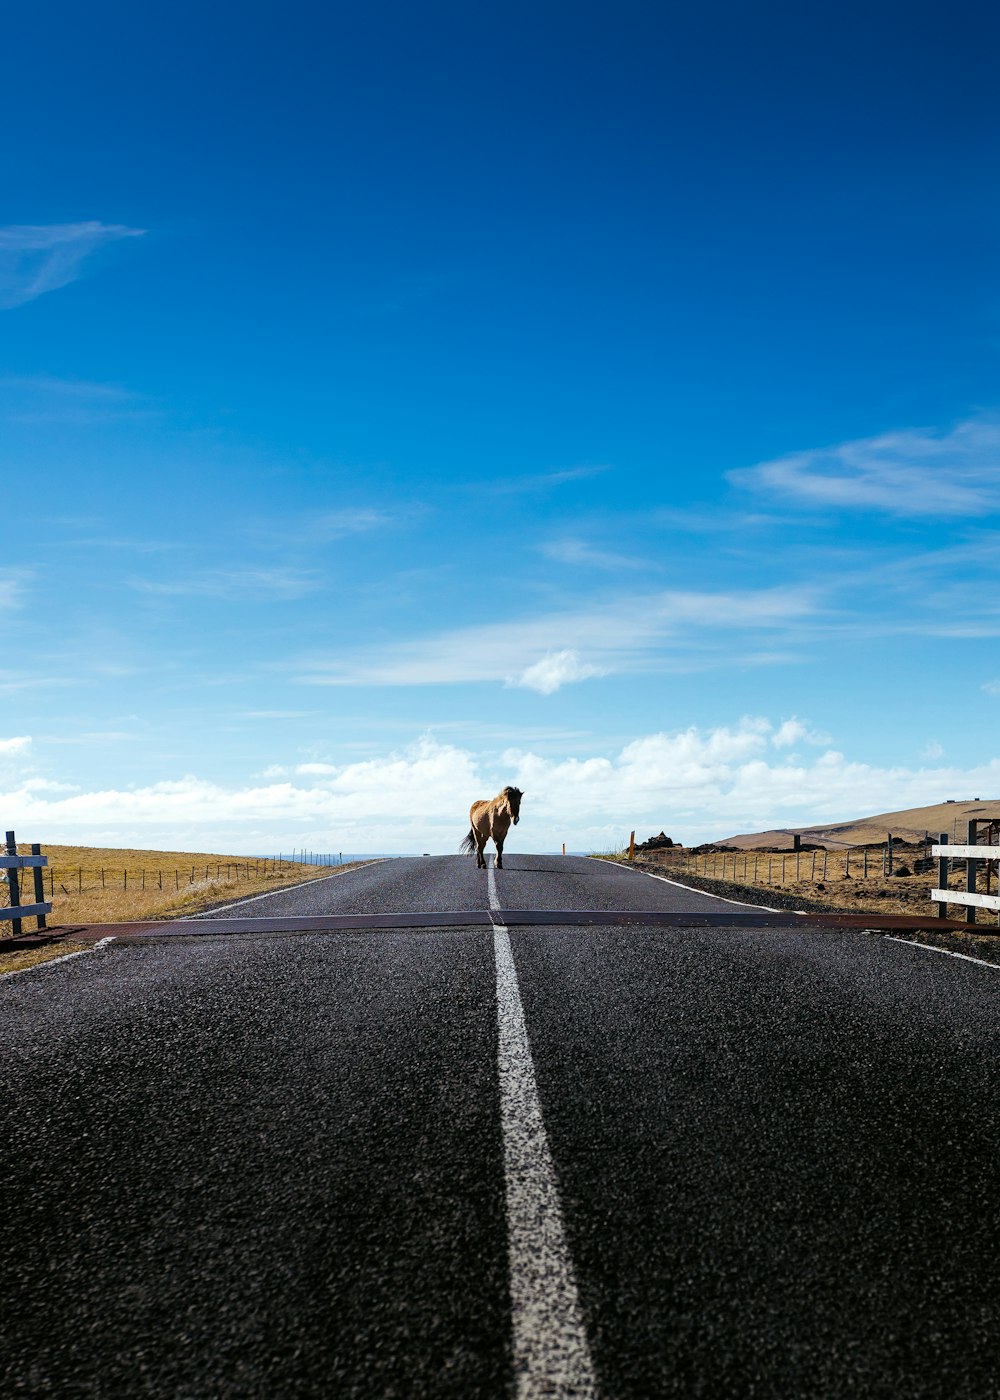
[491, 859, 598, 1399]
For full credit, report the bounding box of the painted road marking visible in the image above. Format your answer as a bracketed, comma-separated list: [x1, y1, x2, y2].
[885, 935, 1000, 971]
[492, 858, 598, 1399]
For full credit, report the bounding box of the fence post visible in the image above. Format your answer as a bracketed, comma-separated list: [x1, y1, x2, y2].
[966, 820, 979, 926]
[6, 832, 22, 937]
[937, 832, 949, 918]
[887, 832, 893, 877]
[628, 830, 635, 860]
[30, 844, 47, 928]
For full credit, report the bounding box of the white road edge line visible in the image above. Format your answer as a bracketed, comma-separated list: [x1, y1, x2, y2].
[592, 857, 791, 916]
[493, 913, 599, 1400]
[191, 860, 385, 917]
[885, 935, 1000, 971]
[1, 935, 116, 980]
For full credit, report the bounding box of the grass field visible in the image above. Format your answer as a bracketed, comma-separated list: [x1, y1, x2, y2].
[1, 842, 374, 971]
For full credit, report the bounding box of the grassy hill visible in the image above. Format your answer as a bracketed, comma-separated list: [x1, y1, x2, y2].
[719, 798, 1000, 850]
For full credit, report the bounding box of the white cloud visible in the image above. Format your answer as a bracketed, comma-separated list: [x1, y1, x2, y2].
[8, 724, 998, 854]
[983, 680, 1000, 697]
[921, 741, 945, 760]
[511, 650, 605, 695]
[0, 736, 31, 756]
[297, 586, 816, 687]
[730, 419, 1000, 518]
[0, 222, 144, 308]
[295, 762, 338, 775]
[772, 717, 831, 749]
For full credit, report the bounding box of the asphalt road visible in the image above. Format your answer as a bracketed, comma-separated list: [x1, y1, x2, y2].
[3, 854, 1000, 1397]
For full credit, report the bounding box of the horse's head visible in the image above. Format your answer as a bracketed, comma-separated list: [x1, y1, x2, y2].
[505, 786, 523, 824]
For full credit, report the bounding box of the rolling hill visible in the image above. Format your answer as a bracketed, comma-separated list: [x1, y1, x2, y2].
[718, 798, 1000, 850]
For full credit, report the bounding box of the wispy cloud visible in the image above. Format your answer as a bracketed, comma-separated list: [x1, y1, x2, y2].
[490, 465, 609, 495]
[0, 572, 27, 609]
[0, 736, 31, 757]
[132, 567, 321, 601]
[236, 710, 316, 721]
[0, 373, 147, 425]
[729, 419, 1000, 518]
[0, 222, 145, 309]
[983, 680, 1000, 697]
[295, 585, 817, 691]
[358, 271, 462, 317]
[540, 537, 651, 571]
[251, 503, 416, 551]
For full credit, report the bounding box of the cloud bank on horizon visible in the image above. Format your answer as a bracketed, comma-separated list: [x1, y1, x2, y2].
[2, 727, 997, 854]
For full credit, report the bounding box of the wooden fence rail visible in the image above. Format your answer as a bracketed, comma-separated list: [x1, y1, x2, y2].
[1, 830, 52, 937]
[932, 822, 1000, 924]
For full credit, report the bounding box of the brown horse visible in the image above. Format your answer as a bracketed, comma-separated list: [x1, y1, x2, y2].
[461, 786, 523, 869]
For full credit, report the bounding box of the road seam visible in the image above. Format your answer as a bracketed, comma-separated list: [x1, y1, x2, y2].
[491, 859, 598, 1399]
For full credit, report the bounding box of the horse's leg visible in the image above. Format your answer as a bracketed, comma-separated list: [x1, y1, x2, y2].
[476, 832, 487, 868]
[495, 835, 504, 869]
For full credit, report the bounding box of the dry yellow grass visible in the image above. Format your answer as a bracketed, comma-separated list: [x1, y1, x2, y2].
[0, 941, 94, 976]
[1, 843, 375, 968]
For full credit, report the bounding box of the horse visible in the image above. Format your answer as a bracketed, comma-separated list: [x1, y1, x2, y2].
[460, 786, 523, 869]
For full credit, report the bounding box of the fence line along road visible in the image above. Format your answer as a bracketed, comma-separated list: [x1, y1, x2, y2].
[933, 821, 1000, 925]
[1, 830, 52, 937]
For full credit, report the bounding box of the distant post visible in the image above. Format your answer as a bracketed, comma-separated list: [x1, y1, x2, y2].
[628, 830, 635, 860]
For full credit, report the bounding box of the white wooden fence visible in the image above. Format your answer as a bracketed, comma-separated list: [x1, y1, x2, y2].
[1, 830, 52, 937]
[932, 820, 1000, 924]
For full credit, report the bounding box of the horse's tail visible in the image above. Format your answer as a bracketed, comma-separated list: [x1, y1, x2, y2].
[460, 828, 476, 855]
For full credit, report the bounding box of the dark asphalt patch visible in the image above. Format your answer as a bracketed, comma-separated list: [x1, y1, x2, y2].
[0, 932, 511, 1398]
[512, 922, 1000, 1399]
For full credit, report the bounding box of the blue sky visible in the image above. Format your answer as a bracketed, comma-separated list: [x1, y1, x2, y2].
[3, 0, 1000, 853]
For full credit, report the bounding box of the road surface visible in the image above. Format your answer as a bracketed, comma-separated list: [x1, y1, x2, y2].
[3, 854, 1000, 1397]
